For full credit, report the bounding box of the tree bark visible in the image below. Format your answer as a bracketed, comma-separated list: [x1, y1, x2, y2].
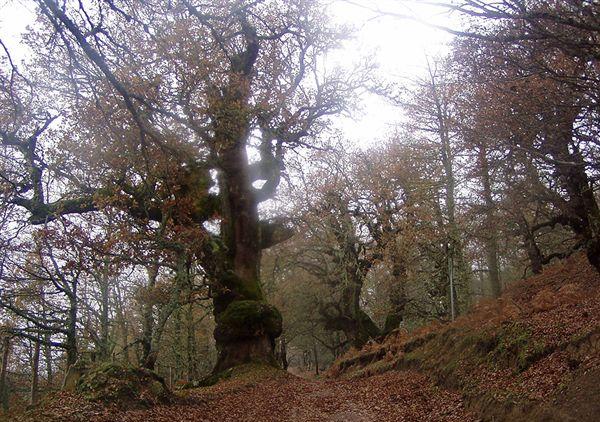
[141, 265, 158, 370]
[543, 111, 600, 273]
[212, 141, 281, 372]
[30, 340, 40, 407]
[0, 337, 10, 413]
[197, 23, 282, 371]
[478, 145, 502, 297]
[114, 284, 131, 365]
[186, 302, 198, 381]
[65, 294, 78, 367]
[98, 266, 111, 361]
[428, 65, 469, 314]
[384, 261, 408, 334]
[276, 337, 288, 370]
[518, 214, 544, 274]
[319, 250, 381, 348]
[41, 289, 53, 386]
[44, 335, 53, 387]
[312, 341, 319, 376]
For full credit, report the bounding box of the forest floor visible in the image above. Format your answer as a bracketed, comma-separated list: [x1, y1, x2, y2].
[18, 365, 474, 422]
[13, 252, 600, 422]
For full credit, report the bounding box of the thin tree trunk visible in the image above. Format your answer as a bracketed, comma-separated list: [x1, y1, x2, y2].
[114, 284, 130, 365]
[478, 145, 502, 297]
[40, 289, 53, 386]
[149, 257, 188, 372]
[519, 214, 544, 274]
[0, 337, 10, 413]
[64, 294, 78, 367]
[428, 65, 467, 315]
[44, 334, 52, 387]
[186, 302, 198, 381]
[99, 266, 111, 361]
[30, 340, 41, 406]
[172, 307, 184, 381]
[312, 341, 319, 376]
[141, 265, 158, 369]
[277, 337, 288, 370]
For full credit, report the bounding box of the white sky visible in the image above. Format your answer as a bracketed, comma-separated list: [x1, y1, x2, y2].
[0, 1, 35, 44]
[0, 0, 454, 148]
[329, 0, 453, 148]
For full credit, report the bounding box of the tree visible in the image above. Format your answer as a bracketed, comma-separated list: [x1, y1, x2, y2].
[396, 58, 473, 311]
[437, 0, 600, 274]
[284, 149, 381, 348]
[0, 223, 85, 367]
[1, 0, 364, 371]
[450, 25, 600, 274]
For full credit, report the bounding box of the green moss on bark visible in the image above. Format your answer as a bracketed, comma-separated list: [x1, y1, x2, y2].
[220, 271, 264, 302]
[215, 300, 282, 342]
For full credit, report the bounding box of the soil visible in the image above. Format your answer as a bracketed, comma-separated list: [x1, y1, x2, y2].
[15, 367, 474, 422]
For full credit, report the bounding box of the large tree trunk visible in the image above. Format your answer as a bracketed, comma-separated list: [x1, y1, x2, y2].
[544, 111, 600, 273]
[213, 143, 282, 372]
[321, 283, 381, 349]
[320, 244, 381, 349]
[383, 261, 408, 334]
[207, 30, 283, 372]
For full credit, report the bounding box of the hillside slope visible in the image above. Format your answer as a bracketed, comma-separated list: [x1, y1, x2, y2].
[330, 253, 600, 421]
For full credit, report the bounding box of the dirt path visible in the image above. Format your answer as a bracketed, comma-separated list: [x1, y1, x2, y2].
[81, 369, 475, 422]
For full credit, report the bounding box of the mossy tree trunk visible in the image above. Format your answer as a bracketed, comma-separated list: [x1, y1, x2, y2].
[212, 142, 282, 372]
[97, 264, 111, 361]
[321, 280, 381, 349]
[185, 302, 199, 381]
[209, 35, 282, 372]
[314, 206, 381, 349]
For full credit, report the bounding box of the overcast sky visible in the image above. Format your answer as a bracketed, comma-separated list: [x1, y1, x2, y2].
[329, 0, 453, 147]
[0, 0, 454, 148]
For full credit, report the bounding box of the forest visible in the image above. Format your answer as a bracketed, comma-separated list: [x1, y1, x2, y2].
[0, 0, 599, 421]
